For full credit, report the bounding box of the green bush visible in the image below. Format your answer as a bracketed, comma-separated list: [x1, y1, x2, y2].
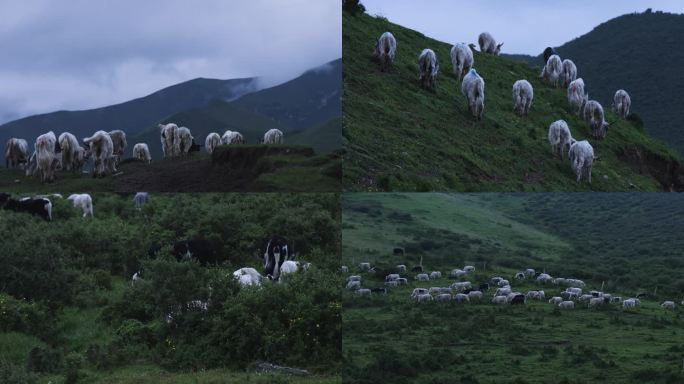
[0, 294, 50, 337]
[0, 359, 38, 384]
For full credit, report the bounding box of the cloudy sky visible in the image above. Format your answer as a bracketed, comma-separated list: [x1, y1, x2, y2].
[0, 0, 340, 124]
[362, 1, 684, 54]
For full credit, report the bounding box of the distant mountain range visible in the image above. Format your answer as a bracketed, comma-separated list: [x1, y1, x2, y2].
[503, 9, 684, 155]
[0, 58, 342, 163]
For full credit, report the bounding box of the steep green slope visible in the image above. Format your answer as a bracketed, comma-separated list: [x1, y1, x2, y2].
[342, 193, 684, 383]
[234, 59, 342, 130]
[0, 77, 256, 157]
[507, 10, 684, 156]
[289, 118, 343, 154]
[342, 12, 684, 192]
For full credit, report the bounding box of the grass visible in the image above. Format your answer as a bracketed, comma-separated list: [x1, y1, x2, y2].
[342, 193, 684, 383]
[342, 12, 683, 191]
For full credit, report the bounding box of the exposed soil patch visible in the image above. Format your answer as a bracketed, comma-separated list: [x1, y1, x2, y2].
[616, 146, 684, 191]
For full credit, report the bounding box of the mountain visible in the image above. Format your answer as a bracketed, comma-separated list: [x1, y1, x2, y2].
[342, 11, 684, 192]
[130, 59, 342, 158]
[233, 59, 342, 130]
[503, 10, 684, 156]
[0, 77, 258, 153]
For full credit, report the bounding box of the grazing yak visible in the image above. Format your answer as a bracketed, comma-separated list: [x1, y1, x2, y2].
[132, 143, 152, 163]
[133, 192, 149, 209]
[450, 43, 474, 82]
[263, 129, 284, 144]
[583, 100, 610, 139]
[512, 80, 533, 116]
[374, 32, 397, 71]
[83, 130, 116, 177]
[159, 123, 179, 157]
[478, 32, 503, 55]
[560, 59, 577, 88]
[205, 132, 222, 154]
[108, 130, 127, 164]
[58, 132, 82, 172]
[568, 140, 596, 184]
[175, 127, 199, 155]
[233, 267, 263, 287]
[33, 131, 58, 183]
[5, 138, 29, 169]
[260, 235, 294, 281]
[461, 69, 485, 120]
[418, 48, 439, 90]
[548, 120, 573, 160]
[0, 193, 52, 221]
[541, 54, 563, 87]
[67, 193, 94, 218]
[613, 89, 631, 119]
[567, 78, 588, 116]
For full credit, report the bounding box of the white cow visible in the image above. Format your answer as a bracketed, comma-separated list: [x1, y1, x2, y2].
[661, 301, 676, 310]
[558, 301, 575, 309]
[233, 267, 262, 287]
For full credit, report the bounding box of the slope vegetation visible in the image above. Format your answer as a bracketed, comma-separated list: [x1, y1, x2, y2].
[506, 10, 684, 156]
[342, 12, 684, 191]
[342, 193, 684, 383]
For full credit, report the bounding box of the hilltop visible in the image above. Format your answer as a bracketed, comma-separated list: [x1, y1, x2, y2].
[342, 12, 684, 192]
[342, 193, 684, 383]
[505, 10, 684, 156]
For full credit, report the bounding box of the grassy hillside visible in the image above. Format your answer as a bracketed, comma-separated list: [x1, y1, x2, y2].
[0, 77, 257, 158]
[0, 193, 341, 383]
[289, 118, 343, 154]
[342, 193, 684, 383]
[0, 145, 341, 193]
[342, 12, 684, 192]
[507, 10, 684, 156]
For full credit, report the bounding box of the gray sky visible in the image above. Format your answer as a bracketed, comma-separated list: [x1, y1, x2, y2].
[0, 0, 341, 124]
[362, 1, 684, 54]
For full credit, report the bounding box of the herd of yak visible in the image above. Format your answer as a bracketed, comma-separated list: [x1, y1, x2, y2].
[3, 124, 285, 183]
[373, 30, 633, 184]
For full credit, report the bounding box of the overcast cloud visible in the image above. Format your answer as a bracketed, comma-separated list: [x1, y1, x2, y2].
[0, 0, 341, 124]
[362, 1, 684, 55]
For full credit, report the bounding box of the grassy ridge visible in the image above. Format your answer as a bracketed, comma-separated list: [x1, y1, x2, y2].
[0, 145, 341, 193]
[342, 12, 683, 191]
[342, 193, 684, 383]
